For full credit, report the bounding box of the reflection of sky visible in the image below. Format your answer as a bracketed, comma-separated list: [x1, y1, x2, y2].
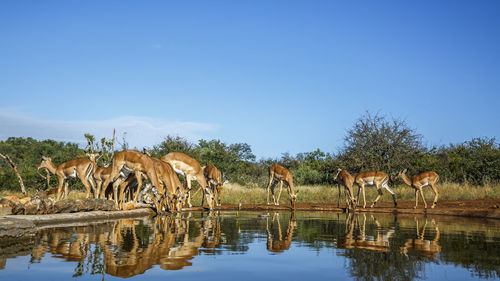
[0, 246, 481, 281]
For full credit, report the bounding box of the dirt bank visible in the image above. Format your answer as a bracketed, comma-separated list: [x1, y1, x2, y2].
[0, 208, 156, 237]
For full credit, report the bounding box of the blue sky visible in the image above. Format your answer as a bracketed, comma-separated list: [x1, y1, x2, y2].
[1, 0, 499, 158]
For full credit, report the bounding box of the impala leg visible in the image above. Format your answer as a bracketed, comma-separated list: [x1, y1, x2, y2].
[79, 175, 92, 199]
[382, 181, 397, 207]
[355, 185, 361, 207]
[371, 187, 383, 208]
[430, 184, 439, 208]
[419, 187, 427, 209]
[55, 181, 62, 201]
[185, 178, 193, 208]
[96, 180, 103, 199]
[132, 172, 143, 204]
[87, 173, 96, 198]
[337, 183, 341, 208]
[113, 181, 119, 208]
[63, 182, 69, 199]
[54, 177, 63, 201]
[344, 186, 349, 208]
[414, 189, 419, 209]
[119, 180, 130, 209]
[275, 181, 283, 206]
[346, 187, 354, 210]
[266, 174, 274, 205]
[362, 184, 367, 208]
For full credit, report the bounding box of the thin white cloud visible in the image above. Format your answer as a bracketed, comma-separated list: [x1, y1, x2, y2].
[151, 43, 163, 49]
[0, 110, 220, 149]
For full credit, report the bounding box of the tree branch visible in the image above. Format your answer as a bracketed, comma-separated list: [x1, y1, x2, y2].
[0, 153, 27, 195]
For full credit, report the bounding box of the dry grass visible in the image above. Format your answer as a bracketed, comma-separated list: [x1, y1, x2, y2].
[0, 189, 87, 201]
[1, 182, 498, 205]
[190, 182, 500, 205]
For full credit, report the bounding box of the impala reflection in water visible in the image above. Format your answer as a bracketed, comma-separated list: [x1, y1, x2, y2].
[0, 212, 499, 281]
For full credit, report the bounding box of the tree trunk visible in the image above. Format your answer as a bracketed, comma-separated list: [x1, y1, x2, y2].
[0, 153, 27, 195]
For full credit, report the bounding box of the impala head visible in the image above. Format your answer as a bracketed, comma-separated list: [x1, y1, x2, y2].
[86, 152, 100, 162]
[37, 156, 52, 170]
[334, 168, 342, 180]
[395, 168, 408, 180]
[168, 193, 181, 213]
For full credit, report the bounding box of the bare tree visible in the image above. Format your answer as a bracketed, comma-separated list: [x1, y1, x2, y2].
[0, 153, 27, 195]
[338, 112, 425, 174]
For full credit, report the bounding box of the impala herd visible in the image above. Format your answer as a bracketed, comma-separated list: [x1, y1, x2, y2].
[36, 149, 440, 213]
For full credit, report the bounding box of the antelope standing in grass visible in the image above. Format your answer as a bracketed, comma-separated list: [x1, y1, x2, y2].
[37, 154, 98, 200]
[354, 171, 397, 208]
[395, 169, 439, 209]
[334, 169, 357, 210]
[266, 164, 299, 208]
[203, 164, 227, 207]
[161, 152, 215, 210]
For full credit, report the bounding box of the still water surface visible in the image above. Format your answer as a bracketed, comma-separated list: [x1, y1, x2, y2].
[0, 211, 499, 281]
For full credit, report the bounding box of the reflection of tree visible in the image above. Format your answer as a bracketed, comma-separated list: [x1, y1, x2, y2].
[266, 212, 296, 253]
[0, 234, 34, 270]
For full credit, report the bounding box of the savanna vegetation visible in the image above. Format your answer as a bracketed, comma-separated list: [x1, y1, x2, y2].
[0, 112, 499, 202]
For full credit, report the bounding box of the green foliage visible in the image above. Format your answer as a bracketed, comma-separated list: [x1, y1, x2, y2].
[0, 112, 499, 192]
[84, 133, 115, 167]
[426, 137, 500, 185]
[0, 137, 83, 191]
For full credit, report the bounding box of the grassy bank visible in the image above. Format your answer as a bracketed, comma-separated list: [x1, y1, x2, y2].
[2, 182, 498, 206]
[191, 182, 499, 205]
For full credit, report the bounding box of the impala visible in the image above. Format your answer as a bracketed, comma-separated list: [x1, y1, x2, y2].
[161, 152, 215, 210]
[203, 164, 227, 207]
[94, 165, 143, 203]
[354, 170, 397, 208]
[151, 158, 184, 213]
[101, 150, 162, 208]
[266, 164, 298, 208]
[395, 169, 439, 209]
[334, 168, 357, 210]
[37, 154, 98, 200]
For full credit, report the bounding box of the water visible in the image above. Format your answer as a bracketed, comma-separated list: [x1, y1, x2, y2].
[0, 211, 499, 281]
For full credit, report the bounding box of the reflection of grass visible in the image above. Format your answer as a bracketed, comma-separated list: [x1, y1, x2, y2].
[1, 182, 498, 205]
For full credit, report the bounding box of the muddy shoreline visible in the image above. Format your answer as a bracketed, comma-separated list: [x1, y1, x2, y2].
[1, 198, 499, 238]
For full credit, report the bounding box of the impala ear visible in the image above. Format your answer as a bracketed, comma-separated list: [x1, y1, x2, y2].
[403, 168, 408, 174]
